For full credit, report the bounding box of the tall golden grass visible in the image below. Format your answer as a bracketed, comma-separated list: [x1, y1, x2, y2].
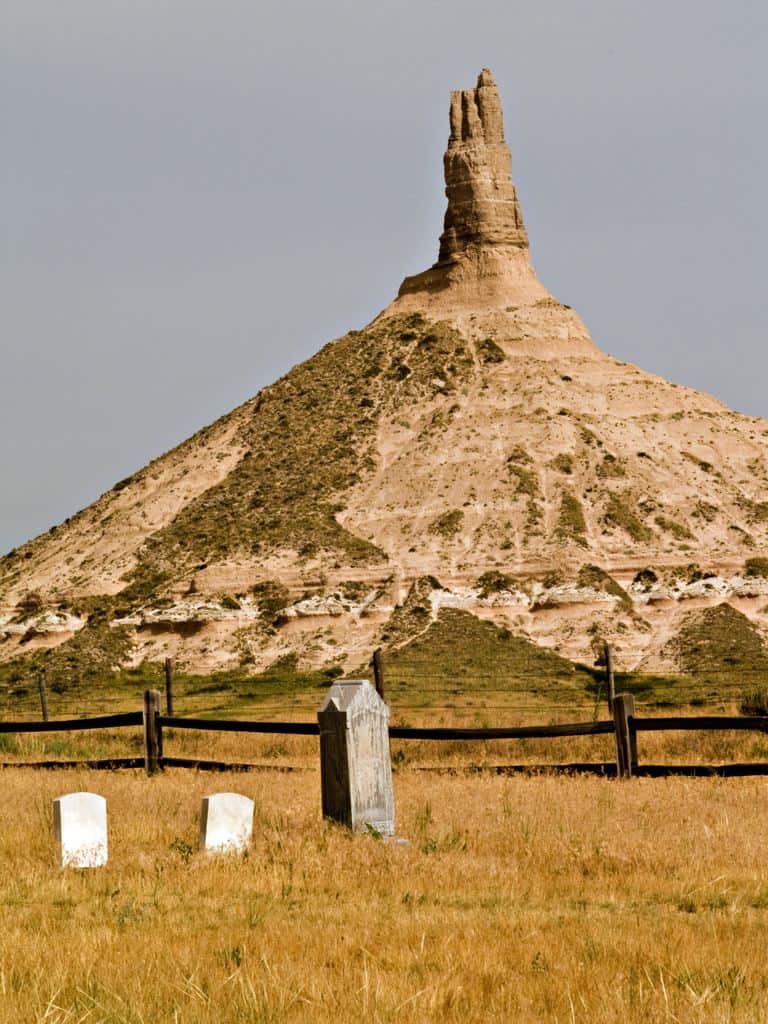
[1, 766, 768, 1022]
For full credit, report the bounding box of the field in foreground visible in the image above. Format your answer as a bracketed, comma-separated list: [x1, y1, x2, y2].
[1, 769, 768, 1022]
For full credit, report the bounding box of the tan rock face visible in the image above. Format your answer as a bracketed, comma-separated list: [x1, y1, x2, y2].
[385, 68, 552, 318]
[439, 68, 529, 260]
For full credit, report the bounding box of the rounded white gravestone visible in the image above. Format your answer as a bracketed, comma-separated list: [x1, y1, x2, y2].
[199, 792, 254, 854]
[53, 792, 108, 868]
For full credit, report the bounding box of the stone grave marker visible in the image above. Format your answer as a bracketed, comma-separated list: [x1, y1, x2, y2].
[53, 792, 108, 868]
[318, 678, 395, 836]
[199, 792, 254, 854]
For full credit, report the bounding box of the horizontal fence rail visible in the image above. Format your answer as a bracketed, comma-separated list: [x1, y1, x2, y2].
[0, 712, 142, 734]
[633, 715, 768, 732]
[160, 716, 319, 735]
[388, 721, 615, 740]
[2, 690, 768, 778]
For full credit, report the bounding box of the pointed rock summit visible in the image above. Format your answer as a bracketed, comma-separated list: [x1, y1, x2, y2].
[440, 68, 529, 259]
[386, 68, 558, 320]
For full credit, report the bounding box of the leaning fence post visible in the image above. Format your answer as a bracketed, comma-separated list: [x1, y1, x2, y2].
[612, 692, 635, 778]
[318, 679, 395, 836]
[38, 670, 49, 722]
[372, 648, 385, 700]
[604, 643, 615, 711]
[142, 689, 162, 776]
[164, 657, 174, 716]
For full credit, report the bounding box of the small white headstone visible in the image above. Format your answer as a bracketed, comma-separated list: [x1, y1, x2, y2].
[199, 792, 254, 854]
[53, 792, 108, 868]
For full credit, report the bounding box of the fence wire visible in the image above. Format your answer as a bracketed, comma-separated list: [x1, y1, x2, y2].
[1, 656, 767, 722]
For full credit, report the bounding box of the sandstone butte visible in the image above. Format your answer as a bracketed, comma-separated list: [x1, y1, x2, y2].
[2, 69, 768, 691]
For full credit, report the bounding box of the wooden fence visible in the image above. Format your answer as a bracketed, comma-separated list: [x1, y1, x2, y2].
[2, 688, 768, 777]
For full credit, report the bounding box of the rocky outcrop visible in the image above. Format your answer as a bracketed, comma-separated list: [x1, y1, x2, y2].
[384, 69, 553, 317]
[439, 68, 529, 260]
[2, 67, 768, 683]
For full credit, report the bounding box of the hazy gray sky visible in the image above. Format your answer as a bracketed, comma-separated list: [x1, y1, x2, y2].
[2, 0, 767, 554]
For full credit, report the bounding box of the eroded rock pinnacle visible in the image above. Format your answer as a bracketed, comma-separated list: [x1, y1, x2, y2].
[439, 68, 529, 262]
[383, 68, 551, 317]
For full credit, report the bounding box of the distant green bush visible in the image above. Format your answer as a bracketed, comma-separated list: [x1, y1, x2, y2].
[428, 510, 464, 539]
[739, 686, 768, 716]
[603, 493, 652, 542]
[555, 492, 587, 546]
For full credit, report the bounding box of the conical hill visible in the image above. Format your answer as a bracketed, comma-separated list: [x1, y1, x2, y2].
[2, 70, 768, 697]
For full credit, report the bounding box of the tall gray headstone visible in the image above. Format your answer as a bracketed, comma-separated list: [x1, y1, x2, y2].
[318, 679, 395, 836]
[199, 792, 254, 854]
[53, 792, 108, 868]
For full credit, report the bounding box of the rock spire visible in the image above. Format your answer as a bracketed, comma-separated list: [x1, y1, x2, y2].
[383, 68, 551, 317]
[439, 68, 529, 261]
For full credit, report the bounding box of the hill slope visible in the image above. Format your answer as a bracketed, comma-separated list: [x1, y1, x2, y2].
[2, 70, 767, 698]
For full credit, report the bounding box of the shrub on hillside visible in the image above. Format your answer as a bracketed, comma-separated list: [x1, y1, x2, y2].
[739, 685, 768, 716]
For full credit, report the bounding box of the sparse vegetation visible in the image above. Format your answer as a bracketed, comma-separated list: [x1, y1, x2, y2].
[555, 492, 587, 545]
[654, 515, 694, 541]
[506, 446, 539, 498]
[428, 509, 464, 539]
[551, 453, 573, 475]
[578, 426, 602, 448]
[692, 500, 719, 522]
[117, 566, 173, 612]
[338, 579, 373, 601]
[744, 557, 768, 579]
[123, 315, 473, 602]
[16, 590, 44, 616]
[383, 608, 590, 700]
[251, 580, 290, 629]
[682, 450, 717, 475]
[739, 685, 768, 716]
[595, 452, 626, 478]
[382, 576, 440, 646]
[666, 563, 712, 585]
[0, 617, 133, 698]
[477, 337, 506, 363]
[576, 564, 631, 610]
[745, 500, 768, 523]
[633, 568, 658, 590]
[475, 571, 519, 598]
[602, 492, 652, 542]
[670, 604, 768, 684]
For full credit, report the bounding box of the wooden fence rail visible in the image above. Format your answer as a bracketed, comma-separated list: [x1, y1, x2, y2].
[2, 691, 768, 779]
[633, 715, 768, 732]
[160, 716, 320, 735]
[388, 721, 614, 740]
[0, 712, 142, 734]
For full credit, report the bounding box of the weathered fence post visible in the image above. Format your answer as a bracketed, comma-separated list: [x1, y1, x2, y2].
[318, 679, 395, 836]
[604, 643, 615, 711]
[164, 657, 174, 716]
[38, 670, 49, 722]
[372, 648, 385, 700]
[612, 692, 636, 778]
[142, 689, 163, 776]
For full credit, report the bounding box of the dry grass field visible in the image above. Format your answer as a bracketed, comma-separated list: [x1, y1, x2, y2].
[2, 764, 768, 1023]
